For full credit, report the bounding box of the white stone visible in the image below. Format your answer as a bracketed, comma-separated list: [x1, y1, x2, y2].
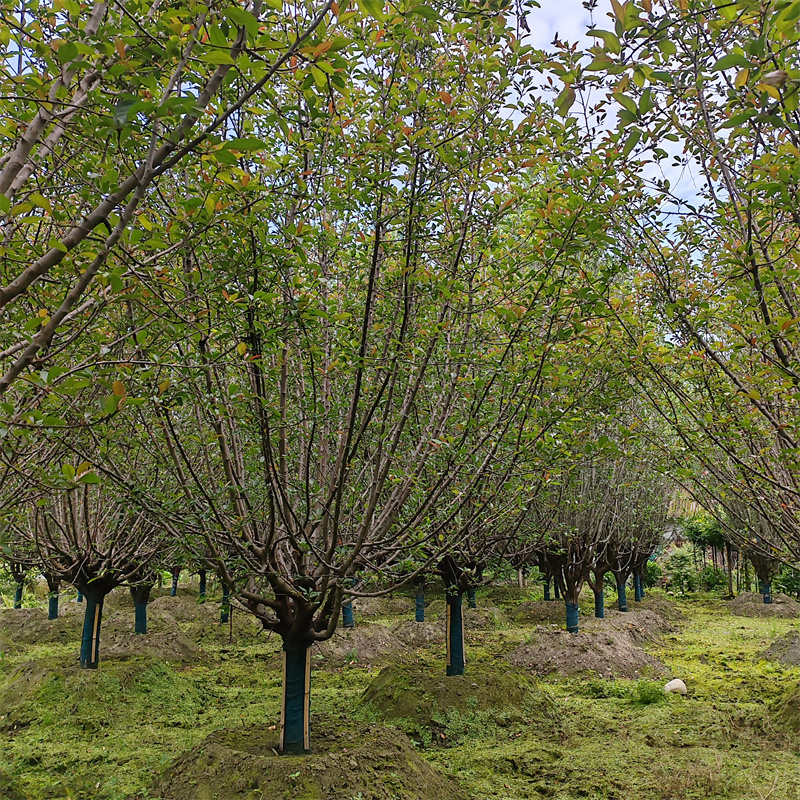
[664, 678, 687, 695]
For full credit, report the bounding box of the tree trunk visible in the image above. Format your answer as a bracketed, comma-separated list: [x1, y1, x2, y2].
[543, 574, 551, 601]
[198, 570, 207, 604]
[617, 578, 628, 612]
[80, 594, 105, 669]
[565, 601, 579, 633]
[760, 579, 772, 604]
[726, 543, 734, 597]
[221, 583, 230, 623]
[446, 592, 465, 676]
[77, 590, 84, 603]
[341, 599, 354, 628]
[44, 574, 60, 619]
[280, 644, 312, 754]
[466, 588, 477, 609]
[517, 568, 525, 588]
[594, 589, 604, 619]
[129, 584, 152, 634]
[170, 568, 180, 597]
[553, 581, 561, 600]
[13, 582, 22, 609]
[414, 577, 425, 622]
[634, 573, 644, 602]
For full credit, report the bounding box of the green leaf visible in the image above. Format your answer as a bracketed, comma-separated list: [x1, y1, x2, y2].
[223, 137, 268, 151]
[0, 194, 10, 214]
[114, 98, 137, 127]
[226, 7, 260, 38]
[613, 92, 638, 116]
[408, 4, 439, 19]
[622, 128, 641, 157]
[359, 0, 386, 22]
[712, 52, 751, 71]
[57, 42, 78, 64]
[588, 30, 621, 55]
[201, 50, 236, 65]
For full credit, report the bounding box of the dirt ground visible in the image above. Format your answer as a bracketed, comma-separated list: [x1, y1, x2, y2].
[506, 626, 668, 678]
[149, 717, 470, 800]
[316, 624, 406, 664]
[727, 592, 800, 618]
[759, 630, 800, 666]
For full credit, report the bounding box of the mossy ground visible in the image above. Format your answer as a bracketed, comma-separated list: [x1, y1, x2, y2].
[0, 587, 799, 799]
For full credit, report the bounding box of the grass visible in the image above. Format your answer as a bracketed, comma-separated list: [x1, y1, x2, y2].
[1, 590, 800, 799]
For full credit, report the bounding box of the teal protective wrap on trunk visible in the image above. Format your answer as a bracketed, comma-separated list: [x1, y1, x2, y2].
[171, 575, 178, 597]
[281, 646, 310, 753]
[634, 574, 644, 602]
[220, 584, 230, 623]
[342, 601, 354, 628]
[77, 591, 83, 603]
[760, 580, 772, 604]
[80, 596, 104, 669]
[617, 582, 628, 612]
[446, 594, 465, 676]
[566, 601, 579, 633]
[594, 590, 604, 619]
[198, 572, 207, 604]
[134, 602, 147, 634]
[543, 578, 551, 601]
[13, 584, 22, 609]
[467, 588, 477, 609]
[48, 593, 59, 620]
[415, 589, 425, 622]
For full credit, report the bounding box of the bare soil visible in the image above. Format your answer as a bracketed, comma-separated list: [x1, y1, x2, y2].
[506, 627, 668, 678]
[0, 607, 82, 649]
[356, 596, 415, 619]
[148, 717, 470, 800]
[424, 600, 507, 629]
[759, 630, 800, 666]
[509, 600, 565, 625]
[315, 624, 405, 665]
[728, 592, 800, 618]
[581, 609, 678, 644]
[390, 620, 443, 648]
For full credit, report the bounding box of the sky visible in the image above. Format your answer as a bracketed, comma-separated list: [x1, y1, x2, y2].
[525, 0, 611, 50]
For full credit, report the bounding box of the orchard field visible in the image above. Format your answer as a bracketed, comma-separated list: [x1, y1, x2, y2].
[2, 577, 800, 800]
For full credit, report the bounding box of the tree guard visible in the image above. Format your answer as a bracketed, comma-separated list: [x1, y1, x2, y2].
[446, 594, 465, 676]
[80, 596, 104, 669]
[566, 601, 579, 633]
[280, 645, 312, 754]
[617, 580, 628, 612]
[594, 589, 604, 619]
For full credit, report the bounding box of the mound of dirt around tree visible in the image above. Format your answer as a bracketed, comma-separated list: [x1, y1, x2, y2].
[357, 596, 415, 619]
[316, 625, 405, 664]
[361, 664, 557, 744]
[759, 631, 800, 666]
[149, 717, 469, 800]
[100, 609, 199, 662]
[636, 593, 687, 623]
[390, 620, 443, 647]
[581, 609, 677, 644]
[506, 627, 668, 678]
[509, 600, 566, 625]
[728, 592, 800, 618]
[0, 607, 82, 647]
[148, 594, 220, 623]
[424, 600, 506, 629]
[772, 683, 800, 732]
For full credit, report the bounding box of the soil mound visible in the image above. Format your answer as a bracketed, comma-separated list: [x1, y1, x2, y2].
[361, 664, 557, 743]
[509, 600, 565, 625]
[0, 607, 82, 646]
[759, 631, 800, 666]
[357, 596, 414, 619]
[390, 620, 442, 647]
[636, 593, 687, 623]
[316, 625, 404, 664]
[506, 627, 667, 678]
[728, 592, 800, 618]
[773, 683, 800, 732]
[582, 609, 677, 644]
[148, 594, 219, 623]
[149, 717, 469, 800]
[425, 600, 506, 629]
[101, 609, 199, 662]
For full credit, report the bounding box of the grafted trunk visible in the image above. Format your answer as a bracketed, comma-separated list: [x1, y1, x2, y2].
[414, 576, 425, 622]
[280, 644, 312, 754]
[45, 574, 61, 620]
[594, 589, 604, 619]
[198, 570, 207, 604]
[341, 578, 355, 628]
[760, 579, 772, 604]
[543, 574, 551, 601]
[13, 582, 23, 609]
[221, 583, 230, 623]
[466, 588, 477, 609]
[634, 573, 644, 602]
[129, 584, 152, 634]
[446, 592, 465, 676]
